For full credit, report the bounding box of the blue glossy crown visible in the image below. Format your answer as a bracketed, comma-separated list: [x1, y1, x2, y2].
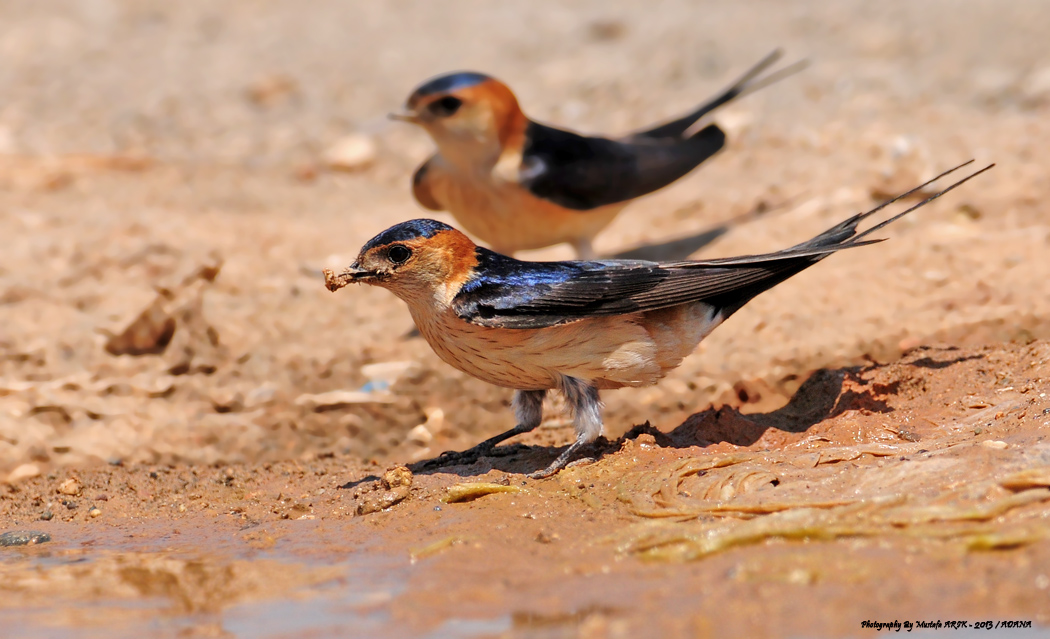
[362, 219, 454, 251]
[409, 71, 491, 105]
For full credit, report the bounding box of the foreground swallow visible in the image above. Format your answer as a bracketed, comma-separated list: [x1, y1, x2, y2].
[393, 50, 806, 259]
[325, 161, 992, 478]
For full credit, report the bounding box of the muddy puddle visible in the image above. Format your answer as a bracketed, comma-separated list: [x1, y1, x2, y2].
[0, 545, 413, 638]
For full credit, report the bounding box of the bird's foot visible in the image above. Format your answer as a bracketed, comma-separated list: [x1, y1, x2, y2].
[526, 451, 596, 479]
[566, 457, 596, 470]
[526, 463, 563, 480]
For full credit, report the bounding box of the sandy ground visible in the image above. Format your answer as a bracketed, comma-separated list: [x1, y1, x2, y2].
[1, 1, 1050, 637]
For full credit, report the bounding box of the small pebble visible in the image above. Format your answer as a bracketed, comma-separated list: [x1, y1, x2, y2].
[0, 531, 51, 547]
[7, 463, 41, 483]
[39, 510, 53, 521]
[57, 477, 81, 496]
[89, 508, 102, 518]
[1021, 66, 1050, 102]
[407, 424, 433, 445]
[323, 134, 376, 172]
[981, 439, 1008, 450]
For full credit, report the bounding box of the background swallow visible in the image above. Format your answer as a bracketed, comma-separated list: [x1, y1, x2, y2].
[325, 161, 992, 478]
[394, 50, 807, 259]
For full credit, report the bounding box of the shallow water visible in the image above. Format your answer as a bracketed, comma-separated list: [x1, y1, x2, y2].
[0, 546, 516, 639]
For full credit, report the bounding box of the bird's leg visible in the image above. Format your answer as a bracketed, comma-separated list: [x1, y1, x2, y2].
[418, 389, 545, 470]
[569, 237, 597, 260]
[528, 376, 603, 479]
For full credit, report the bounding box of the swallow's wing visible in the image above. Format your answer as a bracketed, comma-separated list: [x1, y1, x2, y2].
[452, 248, 835, 329]
[456, 160, 994, 329]
[412, 156, 445, 211]
[516, 51, 805, 212]
[519, 121, 725, 211]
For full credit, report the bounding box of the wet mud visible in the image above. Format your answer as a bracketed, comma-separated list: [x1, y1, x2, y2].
[2, 342, 1050, 637]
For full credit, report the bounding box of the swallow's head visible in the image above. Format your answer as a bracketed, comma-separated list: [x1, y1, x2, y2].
[344, 219, 480, 303]
[394, 71, 526, 167]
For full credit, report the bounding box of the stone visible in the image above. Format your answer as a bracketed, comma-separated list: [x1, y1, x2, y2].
[57, 477, 81, 496]
[7, 463, 41, 483]
[323, 134, 376, 172]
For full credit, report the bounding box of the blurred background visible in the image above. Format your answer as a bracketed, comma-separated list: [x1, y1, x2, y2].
[1, 0, 1049, 481]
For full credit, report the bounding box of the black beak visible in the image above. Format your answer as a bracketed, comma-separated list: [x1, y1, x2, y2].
[342, 265, 377, 281]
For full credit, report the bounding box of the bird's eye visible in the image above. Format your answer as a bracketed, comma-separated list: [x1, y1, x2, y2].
[387, 245, 412, 264]
[428, 96, 463, 117]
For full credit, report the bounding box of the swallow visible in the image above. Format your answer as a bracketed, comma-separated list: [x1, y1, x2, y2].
[391, 50, 807, 259]
[324, 161, 992, 478]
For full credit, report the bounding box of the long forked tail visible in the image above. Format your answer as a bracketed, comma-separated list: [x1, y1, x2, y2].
[629, 49, 809, 141]
[688, 160, 994, 269]
[795, 160, 995, 252]
[686, 160, 993, 319]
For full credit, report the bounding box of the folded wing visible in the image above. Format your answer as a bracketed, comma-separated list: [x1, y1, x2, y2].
[452, 247, 838, 329]
[520, 122, 726, 210]
[456, 160, 992, 329]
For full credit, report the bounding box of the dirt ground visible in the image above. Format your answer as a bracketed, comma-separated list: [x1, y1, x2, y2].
[2, 1, 1050, 637]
